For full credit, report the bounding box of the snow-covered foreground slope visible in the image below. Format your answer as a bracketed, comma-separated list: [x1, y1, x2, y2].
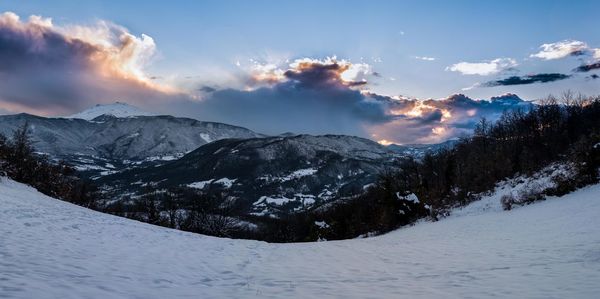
[1, 178, 599, 298]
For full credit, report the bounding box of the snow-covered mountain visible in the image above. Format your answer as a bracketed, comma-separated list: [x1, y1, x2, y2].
[99, 134, 400, 216]
[489, 93, 530, 106]
[2, 177, 598, 298]
[68, 102, 155, 120]
[0, 110, 431, 215]
[0, 113, 264, 176]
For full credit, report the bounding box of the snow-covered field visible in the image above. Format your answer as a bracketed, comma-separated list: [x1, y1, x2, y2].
[1, 178, 599, 298]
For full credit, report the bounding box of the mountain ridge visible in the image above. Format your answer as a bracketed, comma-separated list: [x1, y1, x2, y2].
[0, 113, 265, 176]
[98, 133, 401, 216]
[68, 102, 155, 120]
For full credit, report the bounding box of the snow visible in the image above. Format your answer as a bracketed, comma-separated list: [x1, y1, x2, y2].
[314, 221, 329, 229]
[186, 179, 214, 189]
[252, 194, 316, 216]
[68, 102, 155, 120]
[200, 133, 212, 143]
[396, 192, 419, 203]
[253, 194, 316, 208]
[2, 177, 600, 298]
[451, 163, 574, 218]
[98, 170, 117, 176]
[73, 164, 109, 172]
[362, 183, 374, 190]
[143, 153, 183, 162]
[294, 193, 316, 205]
[253, 195, 294, 206]
[186, 178, 236, 189]
[277, 168, 318, 182]
[214, 177, 236, 188]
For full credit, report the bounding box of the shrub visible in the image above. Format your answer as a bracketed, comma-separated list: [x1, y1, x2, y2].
[546, 173, 578, 197]
[516, 183, 545, 204]
[501, 194, 515, 211]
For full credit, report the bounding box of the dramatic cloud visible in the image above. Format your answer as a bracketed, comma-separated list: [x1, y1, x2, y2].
[176, 56, 532, 144]
[530, 40, 592, 60]
[0, 12, 535, 145]
[241, 56, 372, 89]
[446, 58, 518, 76]
[285, 58, 371, 88]
[369, 93, 532, 144]
[0, 12, 182, 115]
[483, 73, 571, 87]
[170, 57, 386, 137]
[244, 60, 286, 86]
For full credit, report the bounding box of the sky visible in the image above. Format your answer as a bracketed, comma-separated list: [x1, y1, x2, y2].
[0, 0, 599, 144]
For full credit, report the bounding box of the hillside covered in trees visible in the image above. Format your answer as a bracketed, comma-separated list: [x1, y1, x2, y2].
[310, 93, 600, 240]
[0, 124, 99, 208]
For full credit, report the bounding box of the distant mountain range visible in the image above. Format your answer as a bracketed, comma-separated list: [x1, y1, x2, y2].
[0, 103, 263, 176]
[0, 102, 464, 217]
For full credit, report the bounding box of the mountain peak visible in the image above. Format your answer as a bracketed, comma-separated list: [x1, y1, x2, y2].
[68, 102, 154, 120]
[490, 93, 522, 100]
[490, 93, 526, 105]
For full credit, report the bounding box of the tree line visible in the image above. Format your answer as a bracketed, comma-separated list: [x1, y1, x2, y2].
[0, 123, 99, 208]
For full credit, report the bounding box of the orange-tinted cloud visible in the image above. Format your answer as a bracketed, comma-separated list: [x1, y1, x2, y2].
[0, 12, 180, 115]
[367, 93, 532, 144]
[242, 56, 371, 89]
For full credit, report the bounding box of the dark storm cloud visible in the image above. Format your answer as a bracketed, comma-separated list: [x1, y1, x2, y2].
[283, 61, 367, 88]
[171, 79, 390, 137]
[573, 62, 600, 72]
[198, 86, 217, 93]
[416, 109, 444, 123]
[0, 17, 94, 110]
[164, 58, 390, 137]
[483, 73, 571, 87]
[569, 50, 587, 57]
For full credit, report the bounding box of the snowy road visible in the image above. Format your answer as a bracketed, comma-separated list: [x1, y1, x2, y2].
[1, 178, 599, 298]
